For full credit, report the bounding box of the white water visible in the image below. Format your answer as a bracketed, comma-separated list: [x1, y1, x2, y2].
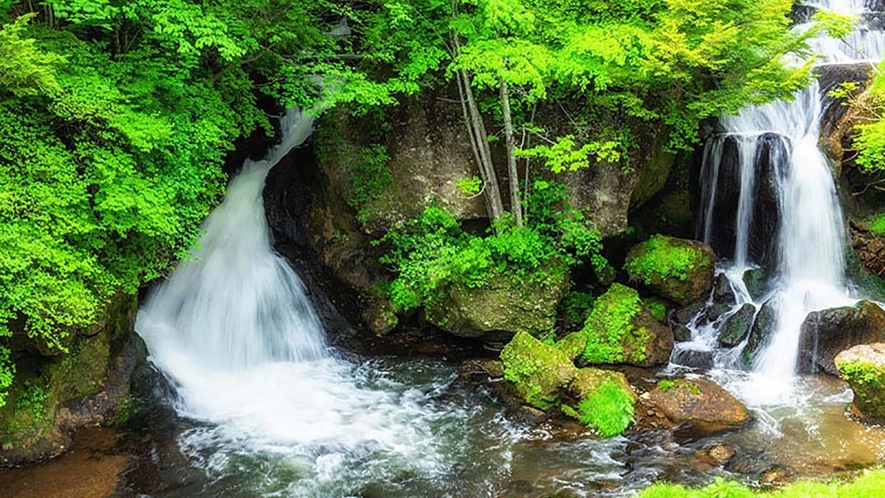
[134, 110, 527, 495]
[694, 0, 884, 406]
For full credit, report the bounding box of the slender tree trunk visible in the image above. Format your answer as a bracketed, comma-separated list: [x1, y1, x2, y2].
[452, 37, 505, 224]
[500, 78, 522, 227]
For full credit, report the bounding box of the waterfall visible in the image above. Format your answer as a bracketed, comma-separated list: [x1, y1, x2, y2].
[695, 0, 885, 399]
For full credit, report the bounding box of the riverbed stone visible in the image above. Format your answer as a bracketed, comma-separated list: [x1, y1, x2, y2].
[424, 261, 570, 341]
[500, 331, 578, 410]
[579, 284, 674, 367]
[719, 303, 756, 348]
[647, 378, 750, 435]
[798, 300, 885, 376]
[743, 298, 777, 365]
[836, 343, 885, 423]
[624, 235, 716, 305]
[567, 368, 636, 436]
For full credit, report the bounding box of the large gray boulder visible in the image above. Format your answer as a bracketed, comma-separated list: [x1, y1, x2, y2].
[798, 300, 885, 376]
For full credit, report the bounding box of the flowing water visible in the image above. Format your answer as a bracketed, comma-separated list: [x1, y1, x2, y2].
[128, 2, 885, 496]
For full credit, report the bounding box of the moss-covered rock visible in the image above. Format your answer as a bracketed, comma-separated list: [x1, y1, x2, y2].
[501, 331, 578, 410]
[648, 378, 749, 435]
[0, 294, 141, 466]
[569, 368, 636, 437]
[624, 235, 716, 305]
[425, 261, 570, 341]
[579, 284, 674, 367]
[719, 303, 756, 348]
[555, 332, 588, 362]
[835, 343, 885, 423]
[743, 298, 777, 365]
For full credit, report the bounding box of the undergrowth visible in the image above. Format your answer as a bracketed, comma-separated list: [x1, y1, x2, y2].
[639, 469, 885, 497]
[578, 379, 635, 437]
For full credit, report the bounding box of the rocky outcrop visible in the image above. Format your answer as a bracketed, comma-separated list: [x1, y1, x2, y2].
[0, 294, 143, 466]
[835, 343, 885, 423]
[424, 262, 570, 341]
[500, 331, 578, 410]
[579, 284, 674, 367]
[624, 235, 716, 304]
[647, 378, 750, 435]
[797, 300, 885, 376]
[849, 220, 885, 279]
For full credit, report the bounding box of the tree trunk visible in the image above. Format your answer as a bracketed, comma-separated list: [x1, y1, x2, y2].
[500, 78, 522, 227]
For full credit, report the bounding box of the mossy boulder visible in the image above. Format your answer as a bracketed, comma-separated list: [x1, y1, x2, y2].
[555, 332, 588, 362]
[836, 343, 885, 422]
[579, 284, 674, 367]
[624, 235, 716, 305]
[647, 378, 750, 435]
[500, 331, 578, 410]
[798, 300, 885, 375]
[425, 262, 570, 341]
[568, 368, 636, 437]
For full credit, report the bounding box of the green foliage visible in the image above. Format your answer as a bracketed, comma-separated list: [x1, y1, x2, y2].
[379, 180, 602, 312]
[456, 175, 483, 195]
[0, 346, 13, 408]
[500, 330, 575, 409]
[580, 284, 650, 364]
[638, 469, 885, 498]
[578, 379, 635, 437]
[866, 214, 885, 235]
[517, 135, 621, 173]
[625, 235, 704, 284]
[348, 144, 392, 223]
[560, 291, 594, 325]
[15, 379, 46, 423]
[657, 379, 677, 392]
[0, 14, 64, 97]
[645, 299, 668, 322]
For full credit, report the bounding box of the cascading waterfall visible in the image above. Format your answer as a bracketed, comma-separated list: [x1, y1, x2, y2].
[693, 0, 885, 404]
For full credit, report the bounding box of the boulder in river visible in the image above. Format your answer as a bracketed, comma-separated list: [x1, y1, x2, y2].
[743, 298, 777, 365]
[835, 343, 885, 423]
[624, 235, 716, 305]
[500, 331, 577, 410]
[567, 368, 636, 437]
[798, 300, 885, 376]
[647, 378, 750, 436]
[579, 284, 674, 367]
[719, 303, 756, 348]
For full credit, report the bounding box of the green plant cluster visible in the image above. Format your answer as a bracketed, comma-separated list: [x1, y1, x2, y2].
[625, 234, 702, 284]
[378, 180, 602, 312]
[560, 291, 595, 326]
[639, 469, 885, 498]
[348, 144, 393, 223]
[14, 379, 46, 423]
[577, 379, 635, 437]
[580, 284, 650, 364]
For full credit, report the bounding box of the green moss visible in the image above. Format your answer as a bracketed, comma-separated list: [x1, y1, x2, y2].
[871, 214, 885, 235]
[578, 379, 635, 437]
[500, 331, 577, 410]
[657, 379, 676, 392]
[638, 469, 885, 498]
[657, 378, 701, 395]
[625, 235, 707, 284]
[644, 297, 669, 322]
[837, 359, 885, 419]
[579, 284, 650, 364]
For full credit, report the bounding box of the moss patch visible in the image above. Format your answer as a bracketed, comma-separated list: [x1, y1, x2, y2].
[579, 284, 651, 365]
[578, 379, 635, 437]
[624, 235, 715, 304]
[500, 331, 577, 410]
[836, 347, 885, 422]
[638, 469, 885, 498]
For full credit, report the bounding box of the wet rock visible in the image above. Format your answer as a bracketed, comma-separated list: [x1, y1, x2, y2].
[500, 331, 578, 410]
[672, 324, 693, 343]
[712, 274, 736, 305]
[719, 303, 756, 348]
[425, 262, 570, 341]
[759, 465, 790, 486]
[798, 300, 885, 376]
[705, 444, 736, 466]
[669, 348, 714, 371]
[579, 284, 674, 367]
[459, 358, 505, 381]
[673, 301, 706, 326]
[742, 267, 768, 301]
[743, 299, 777, 365]
[569, 368, 635, 401]
[624, 235, 716, 305]
[835, 343, 885, 423]
[647, 378, 750, 436]
[706, 303, 731, 323]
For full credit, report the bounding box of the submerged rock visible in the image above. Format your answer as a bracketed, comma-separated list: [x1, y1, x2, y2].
[579, 284, 674, 367]
[836, 343, 885, 423]
[719, 303, 756, 348]
[425, 262, 570, 341]
[624, 235, 716, 305]
[647, 378, 750, 436]
[798, 300, 885, 376]
[500, 331, 577, 410]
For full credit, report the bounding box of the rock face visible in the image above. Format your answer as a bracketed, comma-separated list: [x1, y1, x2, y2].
[0, 294, 143, 466]
[850, 220, 885, 279]
[579, 284, 674, 367]
[835, 343, 885, 422]
[798, 300, 885, 376]
[500, 331, 578, 410]
[647, 378, 750, 435]
[424, 262, 570, 341]
[624, 235, 716, 305]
